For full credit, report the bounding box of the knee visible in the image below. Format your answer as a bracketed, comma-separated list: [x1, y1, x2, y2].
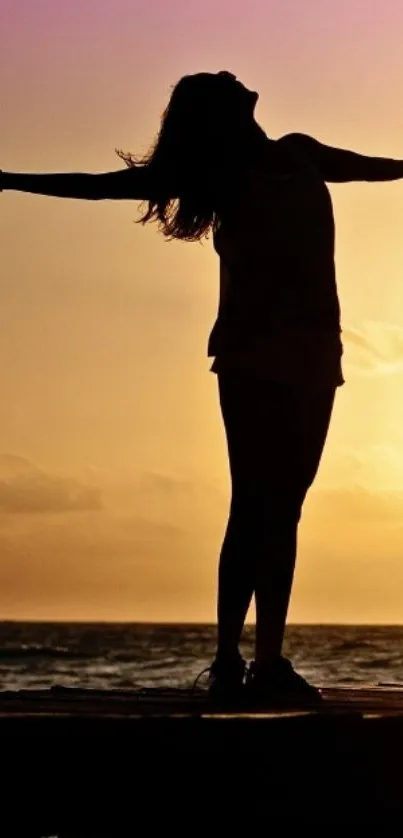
[232, 487, 303, 527]
[268, 496, 303, 526]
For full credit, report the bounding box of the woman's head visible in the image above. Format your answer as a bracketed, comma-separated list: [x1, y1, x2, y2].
[117, 71, 263, 241]
[164, 70, 259, 141]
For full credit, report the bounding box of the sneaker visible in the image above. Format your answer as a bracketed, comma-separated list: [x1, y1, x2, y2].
[245, 657, 323, 708]
[193, 654, 246, 705]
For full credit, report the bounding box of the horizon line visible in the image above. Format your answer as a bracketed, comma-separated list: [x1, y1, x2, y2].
[1, 618, 403, 628]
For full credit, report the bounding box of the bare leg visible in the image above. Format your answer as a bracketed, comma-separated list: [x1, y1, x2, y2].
[215, 372, 335, 665]
[215, 373, 258, 660]
[216, 495, 255, 658]
[253, 387, 335, 664]
[254, 497, 301, 663]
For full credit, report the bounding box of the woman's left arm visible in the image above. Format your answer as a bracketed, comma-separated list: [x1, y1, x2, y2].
[285, 132, 403, 183]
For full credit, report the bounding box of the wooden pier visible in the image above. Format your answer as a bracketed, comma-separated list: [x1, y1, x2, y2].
[1, 684, 403, 835]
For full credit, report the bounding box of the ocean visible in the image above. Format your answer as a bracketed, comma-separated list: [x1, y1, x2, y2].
[1, 621, 403, 691]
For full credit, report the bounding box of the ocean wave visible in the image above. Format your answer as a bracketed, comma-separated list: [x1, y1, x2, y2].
[333, 641, 372, 652]
[0, 644, 91, 660]
[1, 623, 403, 691]
[358, 657, 395, 669]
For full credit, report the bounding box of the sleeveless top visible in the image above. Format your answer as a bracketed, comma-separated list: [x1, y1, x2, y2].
[207, 135, 344, 390]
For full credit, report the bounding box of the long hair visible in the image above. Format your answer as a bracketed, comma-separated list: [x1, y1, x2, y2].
[116, 72, 259, 242]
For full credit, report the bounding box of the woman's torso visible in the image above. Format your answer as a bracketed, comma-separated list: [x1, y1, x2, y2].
[208, 134, 344, 389]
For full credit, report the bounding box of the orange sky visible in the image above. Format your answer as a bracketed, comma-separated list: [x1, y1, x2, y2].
[2, 0, 403, 622]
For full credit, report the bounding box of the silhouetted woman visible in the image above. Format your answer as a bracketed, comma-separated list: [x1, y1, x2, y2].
[3, 70, 403, 705]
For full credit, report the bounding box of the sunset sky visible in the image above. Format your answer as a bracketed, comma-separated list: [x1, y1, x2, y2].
[2, 0, 403, 623]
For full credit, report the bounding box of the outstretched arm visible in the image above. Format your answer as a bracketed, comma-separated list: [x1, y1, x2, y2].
[286, 133, 403, 182]
[0, 165, 167, 200]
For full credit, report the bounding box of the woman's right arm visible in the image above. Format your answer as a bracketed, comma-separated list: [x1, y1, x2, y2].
[0, 165, 166, 201]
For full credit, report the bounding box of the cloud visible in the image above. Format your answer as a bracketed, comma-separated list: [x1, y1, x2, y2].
[310, 484, 403, 524]
[317, 441, 403, 494]
[2, 464, 403, 621]
[93, 469, 226, 532]
[0, 455, 42, 479]
[343, 321, 403, 374]
[0, 454, 102, 513]
[0, 505, 211, 621]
